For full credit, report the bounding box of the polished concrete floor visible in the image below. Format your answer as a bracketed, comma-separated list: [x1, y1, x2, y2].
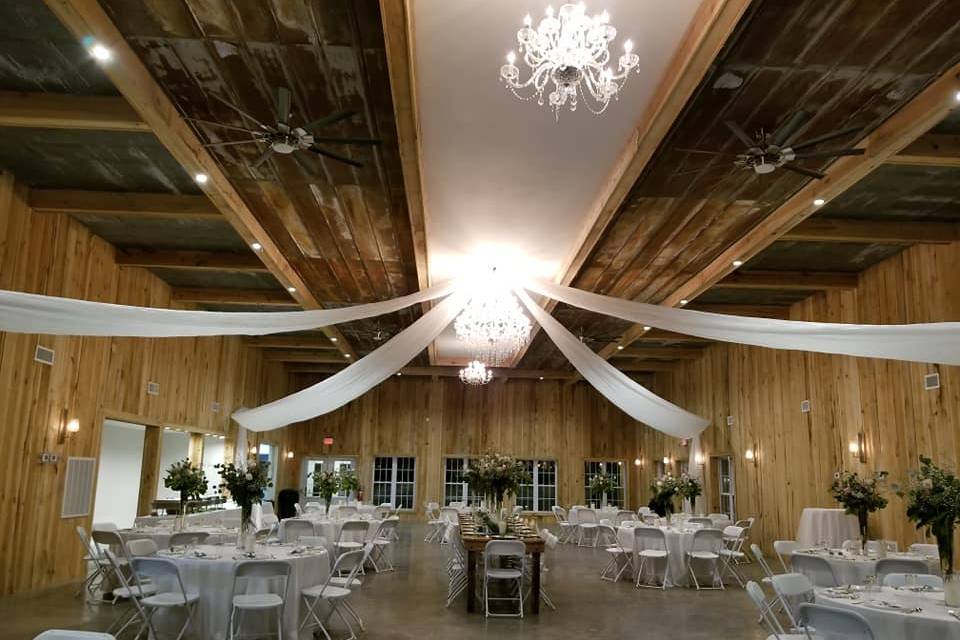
[2, 524, 769, 639]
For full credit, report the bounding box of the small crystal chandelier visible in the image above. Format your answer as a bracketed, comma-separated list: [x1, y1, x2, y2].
[459, 360, 493, 386]
[454, 290, 532, 366]
[500, 3, 640, 118]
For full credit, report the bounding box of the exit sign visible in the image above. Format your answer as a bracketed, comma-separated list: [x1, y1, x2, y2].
[323, 437, 334, 446]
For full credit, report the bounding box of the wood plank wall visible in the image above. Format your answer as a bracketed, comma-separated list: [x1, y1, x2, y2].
[0, 172, 275, 595]
[264, 376, 690, 517]
[653, 241, 960, 555]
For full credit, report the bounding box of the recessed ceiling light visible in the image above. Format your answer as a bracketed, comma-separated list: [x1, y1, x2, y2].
[250, 242, 262, 251]
[732, 259, 743, 267]
[813, 198, 826, 206]
[194, 172, 208, 184]
[286, 286, 296, 293]
[643, 326, 651, 331]
[344, 353, 351, 358]
[680, 299, 689, 306]
[330, 337, 338, 343]
[954, 90, 960, 103]
[538, 376, 544, 381]
[89, 43, 112, 62]
[616, 345, 624, 350]
[396, 372, 402, 376]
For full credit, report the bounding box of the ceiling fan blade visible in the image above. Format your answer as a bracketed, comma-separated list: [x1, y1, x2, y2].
[782, 163, 825, 179]
[251, 147, 275, 170]
[771, 110, 811, 147]
[311, 137, 382, 146]
[790, 125, 863, 151]
[308, 145, 363, 168]
[674, 147, 739, 157]
[793, 148, 865, 159]
[209, 93, 271, 129]
[671, 164, 733, 177]
[276, 87, 292, 127]
[290, 149, 316, 176]
[301, 109, 359, 131]
[202, 139, 260, 148]
[724, 120, 757, 148]
[186, 118, 260, 135]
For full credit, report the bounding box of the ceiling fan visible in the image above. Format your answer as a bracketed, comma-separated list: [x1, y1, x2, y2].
[188, 86, 381, 170]
[675, 110, 864, 179]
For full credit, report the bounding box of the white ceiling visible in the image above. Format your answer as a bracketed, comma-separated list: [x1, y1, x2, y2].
[411, 0, 702, 365]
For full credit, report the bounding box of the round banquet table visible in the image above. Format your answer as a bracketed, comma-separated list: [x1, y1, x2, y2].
[119, 527, 231, 550]
[796, 507, 859, 548]
[815, 586, 960, 640]
[794, 550, 940, 585]
[277, 517, 382, 556]
[150, 543, 329, 640]
[618, 523, 701, 587]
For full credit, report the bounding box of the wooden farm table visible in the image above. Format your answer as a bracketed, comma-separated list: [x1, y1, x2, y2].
[458, 513, 545, 614]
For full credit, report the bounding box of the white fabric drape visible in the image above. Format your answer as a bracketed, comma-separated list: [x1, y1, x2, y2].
[513, 288, 709, 439]
[233, 289, 470, 431]
[525, 278, 960, 365]
[0, 280, 456, 337]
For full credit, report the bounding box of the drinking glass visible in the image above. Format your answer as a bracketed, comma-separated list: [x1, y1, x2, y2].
[905, 573, 917, 588]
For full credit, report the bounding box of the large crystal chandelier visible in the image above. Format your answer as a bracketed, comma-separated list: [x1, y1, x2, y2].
[454, 290, 532, 366]
[459, 360, 493, 386]
[499, 3, 639, 118]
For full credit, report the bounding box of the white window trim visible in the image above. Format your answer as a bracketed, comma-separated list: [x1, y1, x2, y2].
[518, 459, 558, 514]
[583, 460, 627, 508]
[372, 455, 416, 511]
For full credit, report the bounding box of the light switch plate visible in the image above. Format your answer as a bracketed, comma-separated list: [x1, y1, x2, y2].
[800, 399, 811, 413]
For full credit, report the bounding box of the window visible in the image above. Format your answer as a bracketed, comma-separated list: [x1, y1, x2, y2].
[443, 458, 484, 506]
[303, 457, 356, 498]
[717, 456, 736, 521]
[516, 459, 557, 512]
[584, 460, 625, 508]
[372, 456, 416, 510]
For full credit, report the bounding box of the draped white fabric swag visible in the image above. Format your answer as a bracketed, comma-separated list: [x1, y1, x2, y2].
[524, 278, 960, 366]
[0, 280, 456, 337]
[514, 288, 709, 438]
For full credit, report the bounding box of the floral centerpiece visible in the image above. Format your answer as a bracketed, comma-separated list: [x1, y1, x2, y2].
[164, 459, 208, 529]
[830, 469, 888, 540]
[589, 472, 616, 508]
[308, 470, 341, 513]
[648, 474, 678, 517]
[215, 459, 271, 549]
[897, 456, 960, 576]
[463, 454, 530, 513]
[339, 469, 362, 505]
[676, 473, 703, 510]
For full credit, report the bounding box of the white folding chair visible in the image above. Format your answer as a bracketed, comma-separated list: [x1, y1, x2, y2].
[575, 508, 599, 547]
[687, 528, 724, 590]
[791, 554, 839, 588]
[91, 530, 156, 616]
[483, 539, 525, 618]
[228, 560, 290, 640]
[130, 557, 199, 640]
[92, 522, 118, 532]
[282, 519, 316, 543]
[300, 548, 367, 640]
[720, 525, 748, 587]
[598, 523, 632, 582]
[294, 503, 303, 516]
[551, 506, 575, 544]
[634, 526, 670, 589]
[774, 540, 797, 573]
[875, 557, 931, 581]
[528, 529, 557, 610]
[338, 505, 358, 519]
[424, 502, 444, 543]
[168, 531, 209, 547]
[370, 518, 399, 572]
[881, 572, 943, 588]
[909, 543, 938, 557]
[799, 602, 875, 639]
[75, 526, 109, 600]
[750, 544, 790, 621]
[688, 517, 713, 527]
[771, 573, 815, 631]
[615, 510, 638, 525]
[745, 580, 806, 639]
[443, 524, 468, 607]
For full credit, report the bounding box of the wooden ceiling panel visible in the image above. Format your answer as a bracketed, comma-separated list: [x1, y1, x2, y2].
[745, 241, 906, 273]
[816, 165, 960, 222]
[75, 216, 247, 252]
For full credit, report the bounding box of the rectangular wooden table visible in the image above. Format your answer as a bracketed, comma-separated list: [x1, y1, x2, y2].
[458, 513, 545, 614]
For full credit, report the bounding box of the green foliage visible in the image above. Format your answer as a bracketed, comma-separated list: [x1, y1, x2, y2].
[339, 469, 362, 495]
[215, 459, 271, 512]
[589, 472, 615, 498]
[675, 473, 703, 501]
[309, 470, 341, 504]
[897, 456, 960, 573]
[164, 459, 208, 510]
[463, 454, 531, 505]
[648, 474, 678, 516]
[830, 470, 888, 514]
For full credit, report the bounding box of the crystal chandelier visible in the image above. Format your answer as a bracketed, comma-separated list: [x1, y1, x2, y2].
[500, 3, 639, 118]
[454, 290, 532, 366]
[459, 360, 493, 386]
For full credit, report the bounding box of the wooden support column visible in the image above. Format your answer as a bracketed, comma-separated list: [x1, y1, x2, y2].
[137, 426, 162, 516]
[188, 433, 204, 466]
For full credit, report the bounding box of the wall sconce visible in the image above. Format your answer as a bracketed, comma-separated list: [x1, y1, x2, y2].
[57, 409, 80, 444]
[633, 457, 642, 467]
[286, 450, 295, 459]
[662, 456, 671, 465]
[249, 446, 258, 455]
[745, 447, 757, 465]
[849, 432, 866, 463]
[694, 452, 705, 467]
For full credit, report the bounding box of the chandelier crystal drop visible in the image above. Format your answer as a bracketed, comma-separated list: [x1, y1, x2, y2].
[500, 3, 640, 118]
[459, 360, 493, 386]
[454, 290, 532, 366]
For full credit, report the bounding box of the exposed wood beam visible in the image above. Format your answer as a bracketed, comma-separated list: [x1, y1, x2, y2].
[689, 304, 790, 319]
[29, 188, 220, 220]
[44, 0, 355, 359]
[612, 361, 678, 372]
[264, 350, 352, 364]
[606, 59, 960, 358]
[379, 0, 435, 365]
[0, 90, 148, 132]
[887, 133, 960, 167]
[509, 0, 751, 367]
[172, 288, 297, 307]
[714, 270, 858, 291]
[116, 249, 269, 272]
[244, 337, 338, 350]
[286, 364, 577, 380]
[782, 217, 960, 244]
[631, 330, 712, 344]
[615, 347, 705, 360]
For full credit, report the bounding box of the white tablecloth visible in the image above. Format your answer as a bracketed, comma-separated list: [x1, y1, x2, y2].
[816, 586, 960, 640]
[277, 518, 381, 556]
[796, 508, 860, 548]
[794, 550, 940, 585]
[135, 508, 243, 529]
[153, 543, 328, 640]
[618, 523, 700, 587]
[119, 527, 231, 550]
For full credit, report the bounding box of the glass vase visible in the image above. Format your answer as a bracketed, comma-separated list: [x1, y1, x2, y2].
[946, 573, 960, 607]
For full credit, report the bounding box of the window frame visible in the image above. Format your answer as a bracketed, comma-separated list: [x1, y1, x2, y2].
[371, 455, 417, 511]
[583, 459, 627, 508]
[516, 459, 558, 514]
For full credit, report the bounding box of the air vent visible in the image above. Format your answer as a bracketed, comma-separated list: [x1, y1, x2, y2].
[146, 381, 160, 396]
[800, 399, 811, 413]
[726, 415, 734, 427]
[62, 457, 96, 518]
[924, 373, 940, 390]
[34, 345, 55, 365]
[211, 401, 221, 413]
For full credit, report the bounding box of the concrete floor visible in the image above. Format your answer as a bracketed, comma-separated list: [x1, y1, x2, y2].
[2, 524, 769, 639]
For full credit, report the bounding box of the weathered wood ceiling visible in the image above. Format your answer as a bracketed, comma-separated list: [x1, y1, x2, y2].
[520, 0, 960, 371]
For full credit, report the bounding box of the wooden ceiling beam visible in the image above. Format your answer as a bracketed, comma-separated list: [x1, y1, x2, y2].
[43, 0, 355, 359]
[781, 217, 960, 244]
[172, 288, 297, 307]
[615, 346, 705, 360]
[508, 0, 751, 367]
[887, 133, 960, 167]
[244, 337, 337, 350]
[0, 90, 148, 132]
[265, 350, 351, 364]
[612, 361, 679, 372]
[285, 363, 576, 380]
[116, 250, 269, 272]
[29, 188, 220, 220]
[688, 304, 790, 320]
[714, 270, 858, 291]
[605, 59, 960, 358]
[629, 331, 712, 344]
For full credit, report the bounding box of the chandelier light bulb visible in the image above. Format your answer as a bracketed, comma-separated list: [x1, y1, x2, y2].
[523, 13, 532, 26]
[623, 38, 633, 53]
[454, 289, 531, 366]
[600, 10, 609, 23]
[506, 50, 516, 65]
[545, 5, 554, 18]
[459, 360, 493, 386]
